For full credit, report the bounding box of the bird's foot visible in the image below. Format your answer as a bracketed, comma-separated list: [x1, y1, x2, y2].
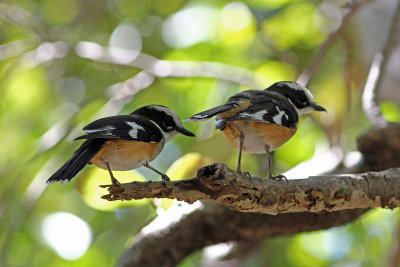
[110, 176, 121, 186]
[237, 169, 252, 179]
[242, 171, 252, 179]
[161, 174, 170, 183]
[268, 174, 288, 184]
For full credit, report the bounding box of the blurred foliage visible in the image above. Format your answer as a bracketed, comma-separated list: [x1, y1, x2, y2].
[0, 0, 399, 266]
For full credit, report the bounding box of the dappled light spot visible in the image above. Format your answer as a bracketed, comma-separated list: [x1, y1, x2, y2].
[41, 212, 92, 260]
[344, 151, 363, 168]
[162, 6, 219, 48]
[141, 201, 203, 235]
[221, 2, 252, 32]
[203, 243, 235, 264]
[109, 24, 142, 64]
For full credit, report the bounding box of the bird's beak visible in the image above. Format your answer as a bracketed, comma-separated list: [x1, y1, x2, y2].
[177, 127, 195, 137]
[311, 103, 326, 112]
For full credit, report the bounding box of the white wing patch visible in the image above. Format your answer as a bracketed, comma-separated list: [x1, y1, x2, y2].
[85, 126, 115, 134]
[251, 110, 268, 120]
[272, 107, 286, 125]
[126, 121, 145, 138]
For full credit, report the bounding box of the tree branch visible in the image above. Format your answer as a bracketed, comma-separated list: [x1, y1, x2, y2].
[362, 1, 400, 129]
[117, 201, 367, 267]
[358, 123, 400, 172]
[103, 122, 400, 217]
[76, 41, 266, 91]
[103, 165, 400, 214]
[297, 0, 374, 86]
[114, 122, 400, 267]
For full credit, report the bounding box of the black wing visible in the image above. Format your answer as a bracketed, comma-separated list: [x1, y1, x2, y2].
[185, 103, 237, 122]
[186, 89, 277, 122]
[223, 92, 299, 129]
[74, 115, 163, 142]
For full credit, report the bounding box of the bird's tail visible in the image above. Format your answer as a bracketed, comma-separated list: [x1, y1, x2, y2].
[184, 103, 236, 122]
[46, 139, 106, 184]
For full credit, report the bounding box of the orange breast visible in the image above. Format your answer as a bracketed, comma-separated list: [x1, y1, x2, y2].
[222, 121, 296, 154]
[91, 139, 163, 171]
[222, 122, 242, 150]
[250, 122, 296, 150]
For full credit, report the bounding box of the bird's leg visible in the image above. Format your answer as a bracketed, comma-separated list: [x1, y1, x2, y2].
[106, 162, 120, 185]
[265, 144, 273, 179]
[143, 161, 170, 182]
[265, 145, 287, 183]
[237, 131, 244, 173]
[237, 131, 251, 178]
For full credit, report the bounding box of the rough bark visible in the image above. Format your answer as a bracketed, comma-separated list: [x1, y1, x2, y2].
[103, 166, 400, 214]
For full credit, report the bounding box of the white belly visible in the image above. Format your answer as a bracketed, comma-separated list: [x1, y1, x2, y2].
[102, 153, 147, 170]
[242, 128, 269, 153]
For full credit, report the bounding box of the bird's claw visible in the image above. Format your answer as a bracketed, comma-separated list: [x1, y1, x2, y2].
[111, 177, 121, 186]
[242, 171, 252, 179]
[270, 174, 288, 184]
[237, 170, 252, 179]
[161, 174, 170, 183]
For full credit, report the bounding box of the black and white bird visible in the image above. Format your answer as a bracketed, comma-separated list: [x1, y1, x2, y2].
[186, 81, 326, 179]
[47, 105, 195, 184]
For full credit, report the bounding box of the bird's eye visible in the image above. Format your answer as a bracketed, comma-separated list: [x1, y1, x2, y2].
[298, 91, 307, 103]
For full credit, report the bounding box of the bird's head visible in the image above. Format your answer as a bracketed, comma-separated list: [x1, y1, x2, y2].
[131, 105, 195, 141]
[267, 81, 326, 115]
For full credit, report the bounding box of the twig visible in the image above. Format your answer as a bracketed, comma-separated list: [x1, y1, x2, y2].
[75, 41, 267, 91]
[0, 39, 34, 61]
[0, 4, 50, 42]
[297, 0, 375, 86]
[362, 1, 400, 129]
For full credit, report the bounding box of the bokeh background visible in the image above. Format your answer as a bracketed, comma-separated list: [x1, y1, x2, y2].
[1, 0, 400, 266]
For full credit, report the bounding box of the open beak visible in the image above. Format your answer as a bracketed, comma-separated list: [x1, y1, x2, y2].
[311, 103, 326, 112]
[177, 127, 195, 137]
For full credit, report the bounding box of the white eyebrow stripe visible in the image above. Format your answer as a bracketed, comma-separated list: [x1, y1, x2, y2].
[147, 105, 183, 128]
[126, 121, 145, 138]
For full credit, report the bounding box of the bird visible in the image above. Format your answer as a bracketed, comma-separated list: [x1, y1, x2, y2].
[47, 105, 195, 185]
[185, 81, 326, 180]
